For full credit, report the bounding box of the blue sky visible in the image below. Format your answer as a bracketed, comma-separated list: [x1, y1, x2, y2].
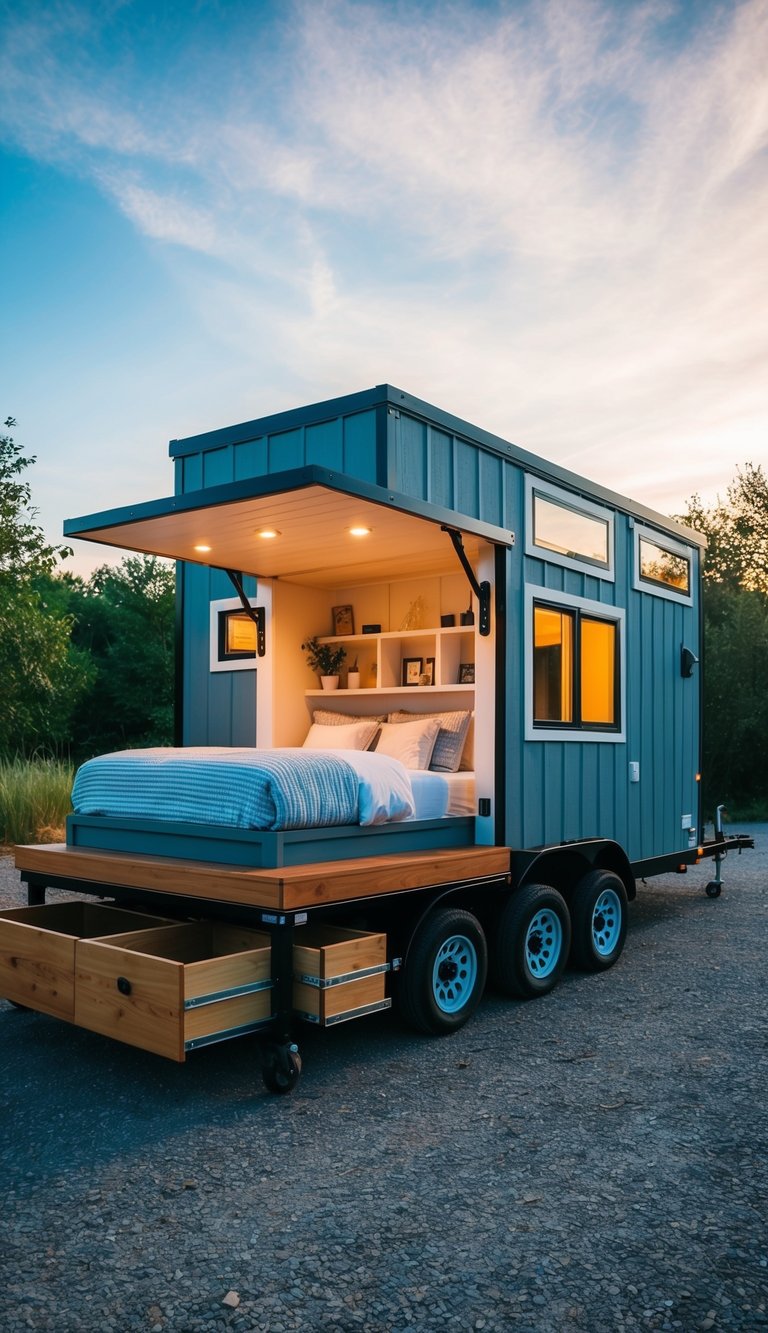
[1, 0, 766, 575]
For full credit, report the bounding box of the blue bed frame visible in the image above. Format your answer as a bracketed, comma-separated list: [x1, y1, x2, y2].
[66, 813, 477, 869]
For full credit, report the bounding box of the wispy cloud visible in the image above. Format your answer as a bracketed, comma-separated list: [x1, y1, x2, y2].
[1, 0, 767, 520]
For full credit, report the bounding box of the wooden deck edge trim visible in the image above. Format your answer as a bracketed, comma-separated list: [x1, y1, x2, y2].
[14, 842, 512, 912]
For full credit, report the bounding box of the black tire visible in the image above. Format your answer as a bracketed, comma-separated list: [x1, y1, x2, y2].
[261, 1044, 302, 1095]
[398, 907, 487, 1036]
[569, 869, 628, 971]
[489, 883, 571, 998]
[705, 881, 722, 899]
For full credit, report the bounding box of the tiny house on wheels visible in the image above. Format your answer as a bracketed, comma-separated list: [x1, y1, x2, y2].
[6, 386, 752, 1092]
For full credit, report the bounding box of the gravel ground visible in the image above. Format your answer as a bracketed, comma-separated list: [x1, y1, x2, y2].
[0, 832, 766, 1333]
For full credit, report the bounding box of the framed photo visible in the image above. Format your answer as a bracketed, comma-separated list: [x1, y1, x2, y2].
[459, 662, 475, 684]
[421, 657, 435, 686]
[332, 604, 355, 636]
[402, 657, 423, 686]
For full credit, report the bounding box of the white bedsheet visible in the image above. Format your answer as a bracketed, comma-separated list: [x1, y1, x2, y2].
[325, 749, 415, 824]
[408, 770, 450, 819]
[443, 772, 476, 817]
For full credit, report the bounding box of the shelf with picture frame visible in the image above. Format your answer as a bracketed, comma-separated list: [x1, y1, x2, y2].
[307, 624, 476, 698]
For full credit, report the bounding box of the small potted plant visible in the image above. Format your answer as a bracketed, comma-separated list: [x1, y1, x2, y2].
[302, 636, 347, 690]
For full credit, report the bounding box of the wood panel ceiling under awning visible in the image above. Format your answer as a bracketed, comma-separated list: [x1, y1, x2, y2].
[65, 479, 508, 588]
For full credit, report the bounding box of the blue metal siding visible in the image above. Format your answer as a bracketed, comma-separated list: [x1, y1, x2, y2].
[514, 511, 700, 863]
[234, 437, 268, 480]
[428, 429, 454, 510]
[176, 409, 378, 498]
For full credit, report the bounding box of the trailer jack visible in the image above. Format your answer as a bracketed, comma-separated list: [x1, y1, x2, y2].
[700, 804, 755, 898]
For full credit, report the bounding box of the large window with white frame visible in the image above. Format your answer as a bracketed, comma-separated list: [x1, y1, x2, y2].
[525, 475, 615, 581]
[525, 587, 626, 742]
[632, 526, 693, 605]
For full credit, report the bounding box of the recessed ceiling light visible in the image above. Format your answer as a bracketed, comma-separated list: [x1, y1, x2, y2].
[349, 526, 372, 537]
[257, 528, 281, 539]
[194, 544, 212, 552]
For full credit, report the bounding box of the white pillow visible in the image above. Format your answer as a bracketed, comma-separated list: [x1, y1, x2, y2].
[302, 720, 379, 751]
[387, 709, 472, 772]
[374, 717, 441, 770]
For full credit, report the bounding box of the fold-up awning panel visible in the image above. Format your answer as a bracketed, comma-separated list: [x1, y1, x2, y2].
[64, 466, 514, 587]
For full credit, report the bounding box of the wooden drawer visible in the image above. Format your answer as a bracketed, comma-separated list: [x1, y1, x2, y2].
[0, 903, 176, 1021]
[292, 925, 390, 1025]
[75, 922, 272, 1061]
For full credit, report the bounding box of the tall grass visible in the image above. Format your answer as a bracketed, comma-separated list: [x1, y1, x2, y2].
[0, 757, 75, 846]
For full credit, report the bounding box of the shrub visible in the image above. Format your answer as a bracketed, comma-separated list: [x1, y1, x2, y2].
[0, 756, 75, 846]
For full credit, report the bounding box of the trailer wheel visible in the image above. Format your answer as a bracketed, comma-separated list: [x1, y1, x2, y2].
[398, 907, 487, 1036]
[490, 883, 570, 998]
[570, 869, 627, 971]
[705, 880, 722, 898]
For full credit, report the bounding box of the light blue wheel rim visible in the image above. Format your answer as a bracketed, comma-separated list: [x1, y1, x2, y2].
[525, 908, 563, 979]
[592, 889, 622, 956]
[432, 934, 478, 1014]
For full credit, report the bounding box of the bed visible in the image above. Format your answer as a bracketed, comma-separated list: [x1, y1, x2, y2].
[67, 747, 476, 869]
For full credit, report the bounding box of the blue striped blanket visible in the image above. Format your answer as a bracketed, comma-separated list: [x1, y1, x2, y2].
[71, 748, 361, 831]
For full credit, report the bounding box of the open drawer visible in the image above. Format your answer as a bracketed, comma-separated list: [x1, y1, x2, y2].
[75, 922, 272, 1061]
[292, 925, 390, 1026]
[0, 902, 176, 1021]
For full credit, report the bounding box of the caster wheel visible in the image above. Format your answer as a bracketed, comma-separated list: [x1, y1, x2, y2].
[705, 881, 722, 898]
[262, 1043, 302, 1095]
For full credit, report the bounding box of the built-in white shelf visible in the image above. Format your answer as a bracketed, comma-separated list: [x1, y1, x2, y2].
[306, 684, 475, 698]
[313, 624, 476, 692]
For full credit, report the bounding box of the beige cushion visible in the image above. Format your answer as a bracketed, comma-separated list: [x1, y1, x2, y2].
[313, 708, 385, 726]
[374, 717, 441, 770]
[387, 709, 472, 773]
[302, 720, 380, 751]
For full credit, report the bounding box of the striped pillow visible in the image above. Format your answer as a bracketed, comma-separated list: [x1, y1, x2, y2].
[387, 710, 472, 773]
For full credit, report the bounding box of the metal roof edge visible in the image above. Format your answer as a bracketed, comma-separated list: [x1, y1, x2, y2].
[167, 386, 390, 458]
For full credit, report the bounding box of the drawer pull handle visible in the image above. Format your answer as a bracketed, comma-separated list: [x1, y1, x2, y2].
[116, 976, 132, 996]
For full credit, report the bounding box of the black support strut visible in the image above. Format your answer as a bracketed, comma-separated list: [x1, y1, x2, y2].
[225, 570, 266, 656]
[441, 527, 492, 636]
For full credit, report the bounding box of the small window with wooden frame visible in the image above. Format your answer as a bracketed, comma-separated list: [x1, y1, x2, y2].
[525, 588, 625, 742]
[525, 475, 615, 581]
[209, 594, 267, 673]
[219, 609, 258, 661]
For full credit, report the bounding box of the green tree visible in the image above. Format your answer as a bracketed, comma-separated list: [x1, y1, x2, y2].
[680, 462, 768, 816]
[65, 556, 175, 757]
[685, 463, 768, 593]
[0, 419, 92, 756]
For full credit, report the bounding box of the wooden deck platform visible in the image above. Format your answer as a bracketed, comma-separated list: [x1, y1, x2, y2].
[14, 843, 512, 912]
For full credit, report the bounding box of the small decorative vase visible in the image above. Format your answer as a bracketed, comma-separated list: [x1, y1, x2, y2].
[320, 675, 340, 691]
[347, 672, 361, 690]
